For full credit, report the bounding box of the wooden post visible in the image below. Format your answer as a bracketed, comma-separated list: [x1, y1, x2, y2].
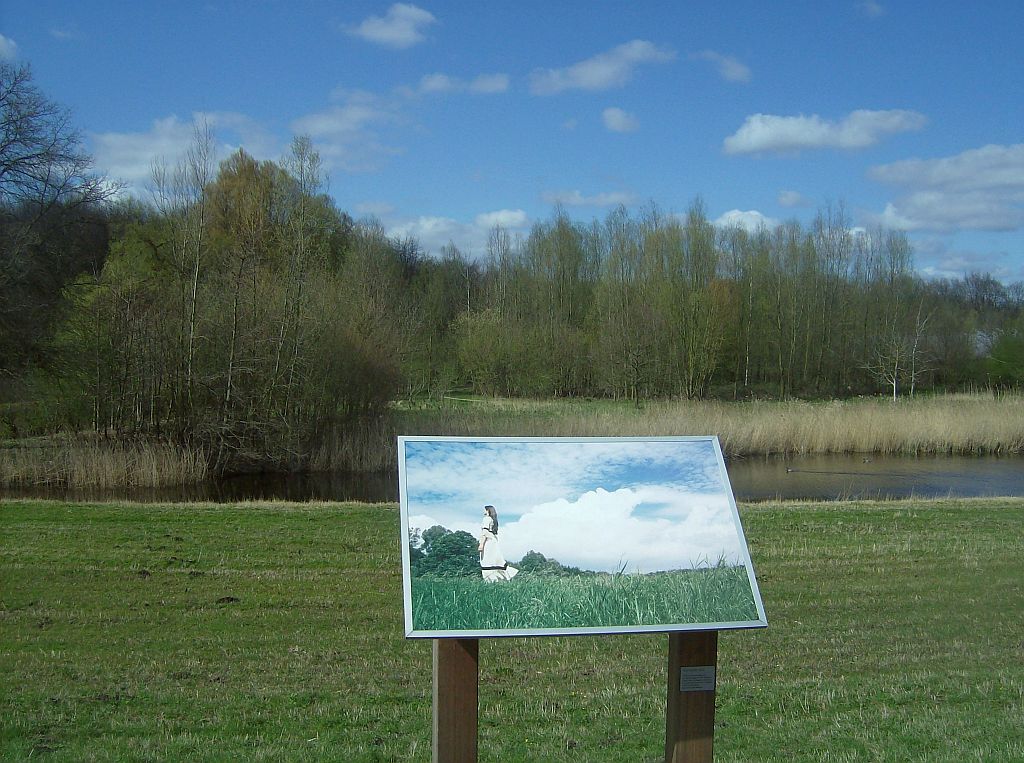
[665, 630, 718, 763]
[432, 638, 479, 763]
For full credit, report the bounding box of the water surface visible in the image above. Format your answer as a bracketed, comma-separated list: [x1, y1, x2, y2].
[2, 454, 1021, 504]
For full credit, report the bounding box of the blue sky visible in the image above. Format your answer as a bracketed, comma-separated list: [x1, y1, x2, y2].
[4, 1, 1023, 279]
[400, 438, 746, 573]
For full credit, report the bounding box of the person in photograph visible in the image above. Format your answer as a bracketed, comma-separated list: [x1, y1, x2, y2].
[479, 505, 518, 582]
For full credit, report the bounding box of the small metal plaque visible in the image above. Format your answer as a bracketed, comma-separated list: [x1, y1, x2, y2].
[679, 665, 716, 692]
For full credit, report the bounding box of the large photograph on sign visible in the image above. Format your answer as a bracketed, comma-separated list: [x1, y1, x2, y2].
[398, 436, 767, 638]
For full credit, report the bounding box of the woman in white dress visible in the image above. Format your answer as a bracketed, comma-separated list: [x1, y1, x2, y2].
[479, 505, 518, 582]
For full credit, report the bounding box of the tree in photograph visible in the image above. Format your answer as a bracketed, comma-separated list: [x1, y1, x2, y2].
[413, 526, 479, 577]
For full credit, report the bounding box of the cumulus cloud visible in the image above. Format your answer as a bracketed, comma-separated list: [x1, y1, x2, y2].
[414, 72, 509, 95]
[91, 116, 198, 187]
[542, 189, 636, 207]
[530, 39, 675, 95]
[723, 109, 927, 154]
[387, 209, 530, 255]
[602, 106, 639, 133]
[858, 1, 886, 18]
[292, 89, 403, 172]
[869, 143, 1024, 232]
[778, 189, 811, 207]
[347, 3, 436, 48]
[0, 33, 18, 60]
[474, 209, 529, 229]
[690, 50, 751, 83]
[355, 201, 395, 217]
[713, 209, 780, 232]
[91, 112, 281, 189]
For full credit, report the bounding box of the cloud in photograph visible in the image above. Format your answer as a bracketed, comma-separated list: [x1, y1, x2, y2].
[714, 209, 780, 232]
[500, 486, 741, 573]
[690, 50, 751, 83]
[602, 106, 639, 133]
[869, 143, 1024, 232]
[723, 109, 927, 154]
[530, 39, 675, 95]
[542, 189, 637, 207]
[347, 3, 437, 49]
[401, 438, 738, 572]
[0, 33, 18, 60]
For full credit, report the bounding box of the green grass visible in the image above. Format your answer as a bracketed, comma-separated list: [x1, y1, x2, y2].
[411, 567, 759, 633]
[2, 498, 1023, 761]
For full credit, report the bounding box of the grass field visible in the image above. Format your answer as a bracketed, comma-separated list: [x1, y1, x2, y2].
[2, 498, 1023, 761]
[411, 566, 760, 633]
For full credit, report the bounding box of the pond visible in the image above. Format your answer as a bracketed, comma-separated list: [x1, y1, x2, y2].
[2, 454, 1022, 504]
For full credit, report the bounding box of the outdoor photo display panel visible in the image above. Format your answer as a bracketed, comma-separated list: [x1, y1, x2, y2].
[399, 436, 767, 638]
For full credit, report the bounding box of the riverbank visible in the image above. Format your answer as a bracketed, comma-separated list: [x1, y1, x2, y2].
[2, 497, 1021, 761]
[3, 393, 1023, 487]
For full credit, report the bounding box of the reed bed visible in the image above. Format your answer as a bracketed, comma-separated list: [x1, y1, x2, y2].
[0, 440, 208, 488]
[391, 393, 1024, 460]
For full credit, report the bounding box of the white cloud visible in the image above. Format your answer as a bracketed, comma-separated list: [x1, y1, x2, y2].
[542, 189, 636, 207]
[355, 201, 395, 217]
[292, 90, 402, 172]
[474, 209, 529, 229]
[602, 106, 639, 133]
[347, 3, 436, 49]
[91, 116, 197, 187]
[469, 73, 510, 94]
[90, 112, 281, 189]
[0, 33, 18, 60]
[387, 209, 531, 255]
[723, 109, 927, 154]
[690, 50, 751, 83]
[869, 144, 1024, 232]
[777, 189, 810, 207]
[858, 1, 886, 18]
[414, 72, 509, 95]
[530, 39, 675, 95]
[714, 209, 780, 232]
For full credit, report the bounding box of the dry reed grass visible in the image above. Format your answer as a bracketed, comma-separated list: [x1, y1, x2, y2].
[0, 440, 208, 488]
[391, 393, 1024, 460]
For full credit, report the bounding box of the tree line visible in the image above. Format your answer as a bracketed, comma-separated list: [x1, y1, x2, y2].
[2, 62, 1023, 471]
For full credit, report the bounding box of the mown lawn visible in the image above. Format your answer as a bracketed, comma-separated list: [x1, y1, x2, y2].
[1, 498, 1022, 761]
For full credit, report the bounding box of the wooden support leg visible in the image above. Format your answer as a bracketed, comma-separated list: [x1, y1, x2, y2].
[433, 638, 479, 763]
[665, 630, 718, 763]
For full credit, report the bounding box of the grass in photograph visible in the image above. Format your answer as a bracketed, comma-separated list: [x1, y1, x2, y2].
[2, 497, 1023, 761]
[411, 566, 759, 632]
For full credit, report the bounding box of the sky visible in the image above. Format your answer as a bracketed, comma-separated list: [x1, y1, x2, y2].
[3, 1, 1023, 280]
[400, 437, 749, 573]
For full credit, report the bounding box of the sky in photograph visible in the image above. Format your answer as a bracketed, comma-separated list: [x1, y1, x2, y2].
[400, 438, 748, 573]
[3, 1, 1022, 280]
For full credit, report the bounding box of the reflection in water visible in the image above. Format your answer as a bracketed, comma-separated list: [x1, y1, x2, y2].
[726, 453, 1024, 501]
[2, 454, 1022, 504]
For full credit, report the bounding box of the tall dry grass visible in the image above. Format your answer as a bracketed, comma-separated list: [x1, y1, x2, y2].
[0, 440, 208, 488]
[389, 393, 1024, 460]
